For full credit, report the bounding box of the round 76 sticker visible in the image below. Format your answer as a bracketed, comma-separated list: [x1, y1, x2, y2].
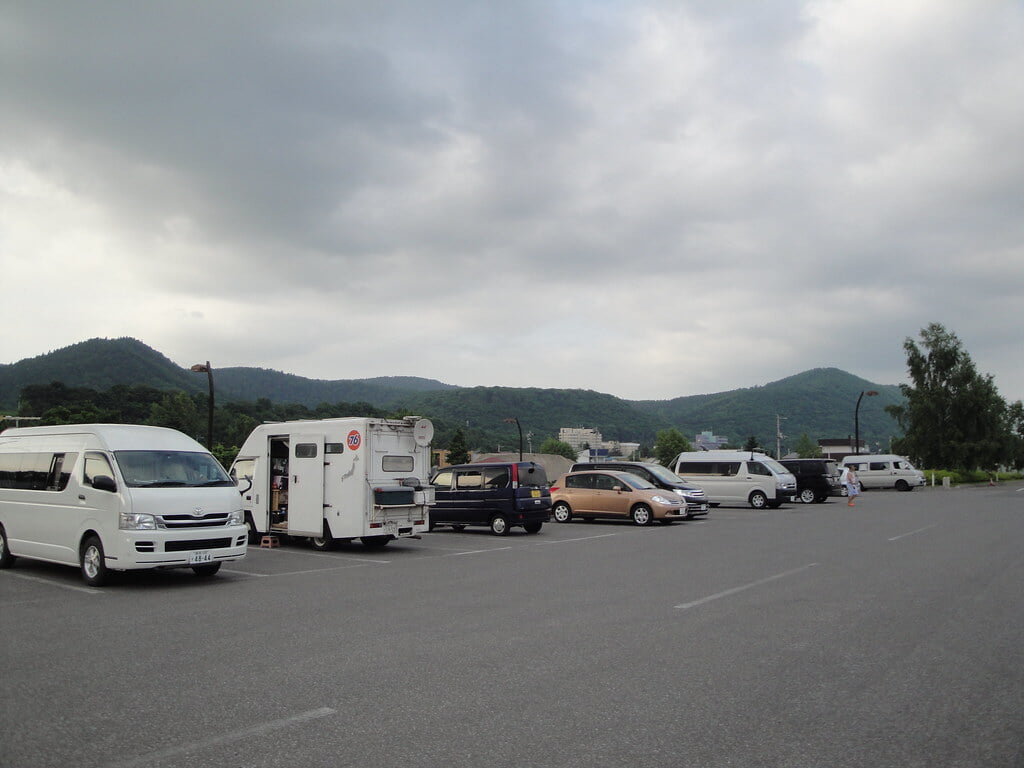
[346, 430, 362, 450]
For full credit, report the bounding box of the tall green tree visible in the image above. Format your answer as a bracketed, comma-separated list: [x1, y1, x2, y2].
[447, 427, 471, 465]
[793, 433, 823, 458]
[653, 428, 691, 467]
[538, 437, 577, 460]
[887, 323, 1013, 471]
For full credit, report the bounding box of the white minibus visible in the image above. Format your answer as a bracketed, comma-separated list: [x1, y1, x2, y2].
[0, 424, 247, 586]
[841, 454, 926, 491]
[673, 450, 798, 509]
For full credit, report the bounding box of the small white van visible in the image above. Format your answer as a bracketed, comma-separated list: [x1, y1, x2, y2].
[841, 454, 925, 491]
[673, 450, 798, 509]
[0, 424, 247, 586]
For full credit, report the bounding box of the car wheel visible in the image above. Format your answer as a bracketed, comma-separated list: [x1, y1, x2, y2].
[631, 504, 653, 526]
[311, 520, 334, 551]
[245, 515, 260, 545]
[490, 515, 509, 536]
[360, 535, 392, 548]
[799, 488, 816, 504]
[523, 521, 543, 534]
[895, 479, 910, 492]
[0, 524, 16, 569]
[450, 524, 466, 531]
[80, 535, 108, 587]
[749, 491, 768, 510]
[552, 502, 572, 523]
[192, 562, 221, 577]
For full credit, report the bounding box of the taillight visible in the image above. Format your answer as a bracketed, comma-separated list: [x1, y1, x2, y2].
[510, 463, 520, 484]
[549, 486, 560, 492]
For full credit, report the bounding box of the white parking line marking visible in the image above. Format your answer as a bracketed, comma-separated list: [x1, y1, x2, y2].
[107, 707, 336, 767]
[445, 546, 513, 557]
[536, 533, 618, 545]
[4, 572, 103, 595]
[248, 547, 390, 564]
[888, 523, 938, 542]
[675, 563, 819, 611]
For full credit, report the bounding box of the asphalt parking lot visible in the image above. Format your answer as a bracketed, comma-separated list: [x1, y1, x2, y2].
[2, 483, 1023, 768]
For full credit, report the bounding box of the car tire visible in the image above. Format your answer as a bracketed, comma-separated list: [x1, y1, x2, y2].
[749, 491, 768, 510]
[245, 515, 261, 545]
[80, 535, 108, 587]
[0, 524, 16, 569]
[552, 502, 572, 523]
[490, 515, 510, 536]
[895, 479, 910, 492]
[523, 521, 543, 534]
[631, 504, 653, 526]
[799, 488, 816, 504]
[311, 520, 334, 551]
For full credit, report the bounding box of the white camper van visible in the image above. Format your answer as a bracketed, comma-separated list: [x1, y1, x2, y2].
[0, 424, 247, 586]
[841, 454, 926, 491]
[673, 450, 798, 509]
[231, 416, 434, 549]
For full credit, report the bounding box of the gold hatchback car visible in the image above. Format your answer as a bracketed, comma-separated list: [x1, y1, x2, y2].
[549, 470, 687, 526]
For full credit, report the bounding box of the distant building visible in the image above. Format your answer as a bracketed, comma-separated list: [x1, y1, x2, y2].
[818, 438, 870, 459]
[559, 427, 603, 450]
[695, 430, 729, 451]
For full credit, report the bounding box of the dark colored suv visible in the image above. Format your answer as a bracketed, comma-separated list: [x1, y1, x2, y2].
[570, 461, 710, 518]
[429, 462, 551, 535]
[778, 458, 842, 503]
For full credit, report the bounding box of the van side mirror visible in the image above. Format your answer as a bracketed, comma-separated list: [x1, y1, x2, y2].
[92, 475, 117, 493]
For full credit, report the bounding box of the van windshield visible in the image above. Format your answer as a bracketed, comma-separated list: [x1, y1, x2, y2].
[762, 458, 791, 476]
[640, 464, 683, 484]
[115, 451, 233, 488]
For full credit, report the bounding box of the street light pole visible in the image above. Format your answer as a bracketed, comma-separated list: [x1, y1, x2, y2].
[504, 417, 523, 461]
[854, 390, 878, 455]
[190, 361, 215, 449]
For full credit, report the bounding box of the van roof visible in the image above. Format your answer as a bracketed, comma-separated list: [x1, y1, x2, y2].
[0, 424, 206, 452]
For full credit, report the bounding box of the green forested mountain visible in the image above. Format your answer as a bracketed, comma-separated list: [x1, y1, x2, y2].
[1, 338, 902, 452]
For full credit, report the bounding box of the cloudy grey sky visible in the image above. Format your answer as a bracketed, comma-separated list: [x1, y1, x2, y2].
[2, 1, 1022, 402]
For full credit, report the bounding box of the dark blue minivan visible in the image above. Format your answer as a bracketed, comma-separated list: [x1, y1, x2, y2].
[429, 462, 551, 535]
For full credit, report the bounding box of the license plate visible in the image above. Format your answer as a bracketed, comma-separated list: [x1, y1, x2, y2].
[531, 490, 541, 498]
[189, 551, 213, 564]
[383, 521, 398, 535]
[699, 504, 708, 512]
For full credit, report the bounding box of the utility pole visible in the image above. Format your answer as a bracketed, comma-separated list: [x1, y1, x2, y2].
[776, 414, 787, 459]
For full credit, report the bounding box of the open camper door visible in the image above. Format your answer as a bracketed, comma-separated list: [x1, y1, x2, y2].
[288, 433, 326, 536]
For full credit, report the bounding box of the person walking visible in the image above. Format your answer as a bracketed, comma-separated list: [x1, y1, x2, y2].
[842, 464, 860, 507]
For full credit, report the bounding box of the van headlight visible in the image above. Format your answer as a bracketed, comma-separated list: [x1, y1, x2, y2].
[119, 512, 157, 530]
[228, 509, 244, 525]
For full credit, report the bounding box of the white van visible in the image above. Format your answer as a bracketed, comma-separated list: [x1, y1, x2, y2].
[0, 424, 247, 586]
[230, 416, 434, 549]
[673, 450, 798, 509]
[841, 454, 926, 491]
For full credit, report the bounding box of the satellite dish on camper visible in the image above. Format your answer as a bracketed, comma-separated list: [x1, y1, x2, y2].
[413, 418, 434, 447]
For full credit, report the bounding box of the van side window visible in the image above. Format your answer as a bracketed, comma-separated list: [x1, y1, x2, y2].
[46, 453, 77, 491]
[747, 462, 771, 477]
[431, 470, 453, 488]
[870, 462, 887, 471]
[721, 462, 740, 476]
[84, 453, 115, 487]
[295, 444, 318, 459]
[483, 467, 510, 488]
[455, 470, 483, 490]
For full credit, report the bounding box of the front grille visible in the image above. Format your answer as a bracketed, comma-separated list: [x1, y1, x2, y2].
[159, 513, 231, 529]
[165, 538, 232, 552]
[135, 541, 155, 553]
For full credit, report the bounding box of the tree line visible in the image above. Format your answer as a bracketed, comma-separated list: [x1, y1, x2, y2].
[4, 323, 1021, 474]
